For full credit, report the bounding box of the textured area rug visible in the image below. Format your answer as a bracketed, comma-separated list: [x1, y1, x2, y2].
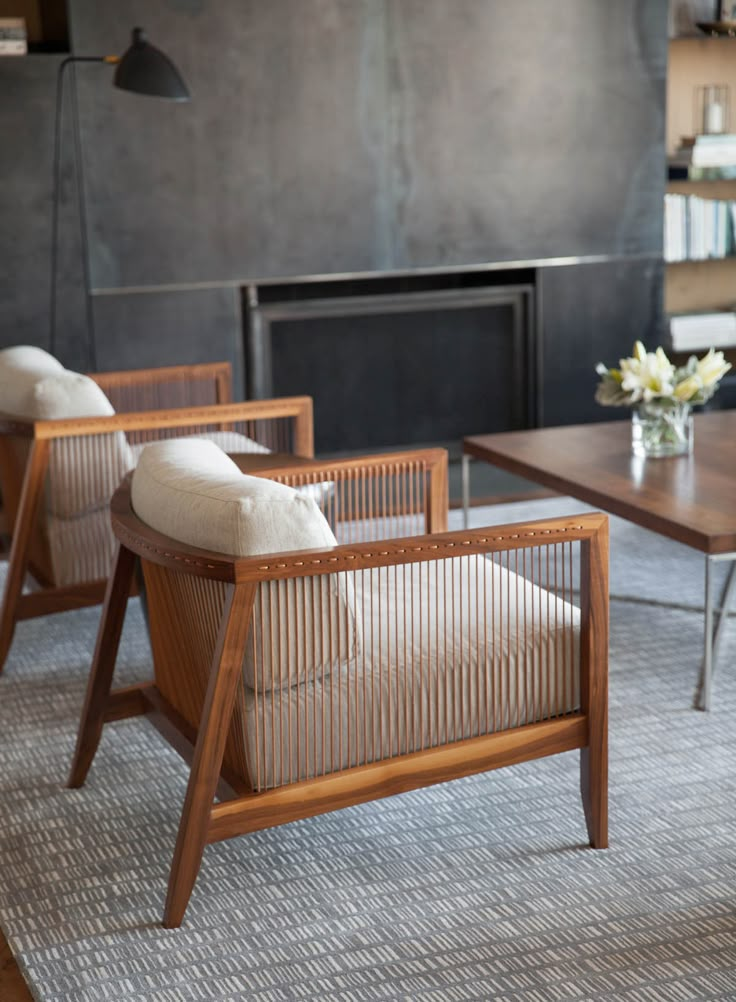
[1, 499, 735, 1001]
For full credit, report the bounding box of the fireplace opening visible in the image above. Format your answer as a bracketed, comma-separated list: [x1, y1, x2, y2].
[242, 270, 538, 462]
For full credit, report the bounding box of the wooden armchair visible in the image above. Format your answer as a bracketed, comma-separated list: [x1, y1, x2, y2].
[0, 360, 232, 557]
[69, 439, 609, 928]
[0, 356, 313, 670]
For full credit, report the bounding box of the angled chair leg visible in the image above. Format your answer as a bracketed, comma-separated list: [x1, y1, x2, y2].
[0, 440, 50, 673]
[579, 527, 609, 849]
[68, 543, 137, 788]
[163, 582, 256, 929]
[580, 742, 608, 848]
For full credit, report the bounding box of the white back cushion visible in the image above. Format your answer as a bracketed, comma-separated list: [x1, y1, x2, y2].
[0, 355, 133, 520]
[0, 368, 115, 421]
[132, 439, 359, 690]
[0, 345, 64, 374]
[132, 439, 333, 556]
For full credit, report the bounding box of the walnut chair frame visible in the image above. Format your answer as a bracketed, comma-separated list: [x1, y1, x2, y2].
[69, 450, 609, 928]
[0, 361, 313, 671]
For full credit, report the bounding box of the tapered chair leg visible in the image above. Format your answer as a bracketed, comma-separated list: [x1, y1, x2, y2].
[0, 578, 19, 674]
[579, 525, 609, 848]
[0, 440, 50, 673]
[580, 744, 608, 848]
[68, 543, 137, 788]
[163, 582, 255, 928]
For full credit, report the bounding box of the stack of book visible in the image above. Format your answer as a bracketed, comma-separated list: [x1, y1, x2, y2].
[0, 18, 26, 56]
[668, 311, 736, 352]
[668, 133, 736, 178]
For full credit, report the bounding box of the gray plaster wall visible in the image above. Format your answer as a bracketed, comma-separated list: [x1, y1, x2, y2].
[0, 0, 667, 412]
[0, 55, 87, 361]
[73, 0, 666, 286]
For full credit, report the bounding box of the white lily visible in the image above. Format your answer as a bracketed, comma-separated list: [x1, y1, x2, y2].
[673, 374, 701, 402]
[633, 340, 647, 362]
[596, 341, 730, 409]
[620, 345, 675, 402]
[696, 348, 732, 388]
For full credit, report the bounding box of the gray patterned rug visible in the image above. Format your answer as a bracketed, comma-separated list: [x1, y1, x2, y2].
[1, 498, 735, 1001]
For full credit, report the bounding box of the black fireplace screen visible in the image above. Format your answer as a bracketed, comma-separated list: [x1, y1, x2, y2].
[244, 277, 537, 455]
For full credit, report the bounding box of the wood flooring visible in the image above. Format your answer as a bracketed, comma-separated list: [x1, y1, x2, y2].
[1, 927, 32, 1002]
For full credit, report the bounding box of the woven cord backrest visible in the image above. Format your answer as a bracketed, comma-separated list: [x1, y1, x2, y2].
[90, 362, 232, 414]
[266, 448, 449, 540]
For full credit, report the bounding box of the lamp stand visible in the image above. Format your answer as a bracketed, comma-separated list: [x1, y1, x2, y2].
[49, 56, 115, 368]
[47, 30, 189, 368]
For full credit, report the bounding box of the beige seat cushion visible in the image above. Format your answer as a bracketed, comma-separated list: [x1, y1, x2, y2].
[46, 508, 118, 587]
[131, 438, 359, 690]
[129, 430, 269, 466]
[241, 556, 581, 791]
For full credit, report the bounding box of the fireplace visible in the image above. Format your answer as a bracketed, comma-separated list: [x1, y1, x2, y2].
[243, 270, 538, 456]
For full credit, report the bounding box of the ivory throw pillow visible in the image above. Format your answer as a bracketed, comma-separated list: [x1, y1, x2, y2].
[132, 438, 359, 690]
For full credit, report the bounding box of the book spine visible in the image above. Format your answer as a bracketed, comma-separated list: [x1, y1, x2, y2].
[0, 40, 27, 55]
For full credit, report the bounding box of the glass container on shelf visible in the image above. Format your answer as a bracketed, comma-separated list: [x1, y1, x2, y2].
[695, 84, 730, 134]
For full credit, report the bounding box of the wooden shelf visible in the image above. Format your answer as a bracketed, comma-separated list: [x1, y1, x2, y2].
[665, 33, 736, 319]
[665, 257, 736, 313]
[667, 177, 736, 195]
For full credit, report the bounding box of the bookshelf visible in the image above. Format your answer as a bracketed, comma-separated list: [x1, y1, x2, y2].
[0, 1, 68, 52]
[666, 29, 736, 397]
[666, 35, 736, 313]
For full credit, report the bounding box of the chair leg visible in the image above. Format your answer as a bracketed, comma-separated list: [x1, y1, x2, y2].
[0, 440, 50, 673]
[68, 543, 137, 788]
[580, 743, 608, 848]
[579, 526, 608, 849]
[163, 582, 256, 928]
[0, 571, 19, 673]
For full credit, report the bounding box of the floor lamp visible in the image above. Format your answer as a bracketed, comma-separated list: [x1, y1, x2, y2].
[49, 27, 190, 368]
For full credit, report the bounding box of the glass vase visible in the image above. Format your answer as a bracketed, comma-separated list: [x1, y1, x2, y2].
[631, 401, 693, 458]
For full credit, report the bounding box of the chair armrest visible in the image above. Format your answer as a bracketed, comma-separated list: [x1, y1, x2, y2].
[29, 397, 314, 457]
[228, 512, 607, 583]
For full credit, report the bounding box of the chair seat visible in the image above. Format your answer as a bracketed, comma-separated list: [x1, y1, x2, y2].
[128, 430, 270, 464]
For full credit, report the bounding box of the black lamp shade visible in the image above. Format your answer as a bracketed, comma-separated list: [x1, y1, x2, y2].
[113, 27, 190, 101]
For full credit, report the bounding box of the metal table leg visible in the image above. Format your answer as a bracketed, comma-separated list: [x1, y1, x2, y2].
[462, 453, 470, 530]
[694, 553, 736, 711]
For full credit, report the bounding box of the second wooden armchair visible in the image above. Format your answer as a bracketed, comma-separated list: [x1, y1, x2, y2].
[0, 349, 313, 671]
